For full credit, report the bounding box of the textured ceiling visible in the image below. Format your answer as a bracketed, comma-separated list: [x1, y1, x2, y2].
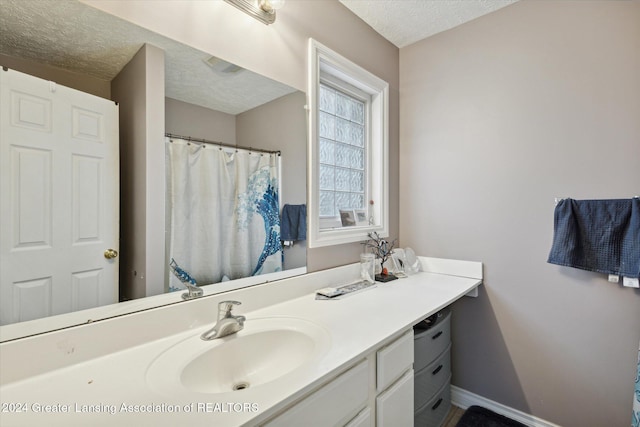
[0, 0, 519, 113]
[0, 0, 295, 115]
[340, 0, 518, 48]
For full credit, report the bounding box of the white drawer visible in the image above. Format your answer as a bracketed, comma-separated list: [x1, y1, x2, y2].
[376, 329, 414, 392]
[264, 360, 369, 427]
[414, 343, 451, 409]
[414, 310, 451, 371]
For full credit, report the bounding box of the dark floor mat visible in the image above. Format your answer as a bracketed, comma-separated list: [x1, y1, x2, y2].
[456, 405, 527, 427]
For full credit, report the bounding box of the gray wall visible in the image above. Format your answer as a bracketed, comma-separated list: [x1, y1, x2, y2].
[399, 1, 640, 426]
[165, 97, 236, 144]
[111, 44, 166, 301]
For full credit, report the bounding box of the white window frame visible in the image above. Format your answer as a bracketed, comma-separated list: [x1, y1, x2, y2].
[307, 39, 389, 248]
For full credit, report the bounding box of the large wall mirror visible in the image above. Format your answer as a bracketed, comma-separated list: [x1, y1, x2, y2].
[0, 0, 307, 342]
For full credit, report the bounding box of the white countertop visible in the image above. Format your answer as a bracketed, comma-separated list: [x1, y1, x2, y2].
[0, 262, 481, 427]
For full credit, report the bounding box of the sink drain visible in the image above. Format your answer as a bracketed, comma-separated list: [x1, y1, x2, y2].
[232, 382, 250, 391]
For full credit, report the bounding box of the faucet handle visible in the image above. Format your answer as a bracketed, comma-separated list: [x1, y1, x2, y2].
[218, 300, 241, 317]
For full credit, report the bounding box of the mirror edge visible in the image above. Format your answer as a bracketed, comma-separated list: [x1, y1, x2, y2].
[0, 267, 306, 343]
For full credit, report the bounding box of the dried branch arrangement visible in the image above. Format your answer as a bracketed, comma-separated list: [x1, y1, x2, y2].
[362, 231, 397, 274]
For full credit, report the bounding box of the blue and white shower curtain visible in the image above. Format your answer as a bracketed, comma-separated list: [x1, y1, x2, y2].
[634, 342, 640, 427]
[166, 137, 282, 291]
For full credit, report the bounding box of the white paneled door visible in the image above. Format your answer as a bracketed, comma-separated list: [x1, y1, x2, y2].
[0, 69, 119, 325]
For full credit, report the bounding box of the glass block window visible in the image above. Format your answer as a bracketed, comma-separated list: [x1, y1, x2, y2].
[318, 83, 366, 217]
[308, 39, 389, 247]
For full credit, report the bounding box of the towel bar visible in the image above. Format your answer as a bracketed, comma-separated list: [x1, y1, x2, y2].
[555, 196, 639, 206]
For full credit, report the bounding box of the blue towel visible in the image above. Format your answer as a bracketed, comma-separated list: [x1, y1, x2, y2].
[281, 204, 307, 241]
[547, 198, 640, 277]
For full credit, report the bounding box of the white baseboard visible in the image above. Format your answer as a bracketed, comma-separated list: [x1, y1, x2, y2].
[451, 385, 560, 427]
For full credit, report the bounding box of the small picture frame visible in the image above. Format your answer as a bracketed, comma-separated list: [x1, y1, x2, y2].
[339, 209, 356, 227]
[354, 209, 368, 226]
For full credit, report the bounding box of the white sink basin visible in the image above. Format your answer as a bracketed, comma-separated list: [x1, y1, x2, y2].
[146, 317, 330, 397]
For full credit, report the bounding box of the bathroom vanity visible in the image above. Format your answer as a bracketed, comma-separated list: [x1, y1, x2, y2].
[0, 257, 481, 426]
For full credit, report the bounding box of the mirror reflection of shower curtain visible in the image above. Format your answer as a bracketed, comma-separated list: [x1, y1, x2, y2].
[166, 137, 282, 291]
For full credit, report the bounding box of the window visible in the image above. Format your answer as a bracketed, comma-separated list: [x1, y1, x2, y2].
[308, 39, 389, 248]
[319, 82, 367, 219]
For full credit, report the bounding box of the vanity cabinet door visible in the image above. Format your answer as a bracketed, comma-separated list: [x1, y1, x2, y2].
[376, 369, 414, 427]
[264, 360, 369, 427]
[345, 408, 372, 427]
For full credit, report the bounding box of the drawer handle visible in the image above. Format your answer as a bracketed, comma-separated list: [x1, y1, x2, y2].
[432, 364, 443, 375]
[431, 398, 443, 411]
[432, 331, 443, 340]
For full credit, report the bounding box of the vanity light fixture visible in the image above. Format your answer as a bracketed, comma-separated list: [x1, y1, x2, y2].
[224, 0, 285, 25]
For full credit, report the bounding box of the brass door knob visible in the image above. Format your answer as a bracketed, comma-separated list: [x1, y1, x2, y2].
[104, 249, 119, 259]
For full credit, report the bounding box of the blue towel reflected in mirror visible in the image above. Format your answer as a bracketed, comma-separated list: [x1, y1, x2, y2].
[281, 204, 307, 242]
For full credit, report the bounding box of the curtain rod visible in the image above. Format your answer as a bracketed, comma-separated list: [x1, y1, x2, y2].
[165, 133, 281, 156]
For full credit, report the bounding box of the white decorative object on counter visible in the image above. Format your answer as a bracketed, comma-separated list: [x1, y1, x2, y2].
[404, 248, 421, 274]
[360, 253, 376, 283]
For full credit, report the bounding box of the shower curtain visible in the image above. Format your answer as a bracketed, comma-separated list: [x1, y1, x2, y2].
[166, 137, 282, 291]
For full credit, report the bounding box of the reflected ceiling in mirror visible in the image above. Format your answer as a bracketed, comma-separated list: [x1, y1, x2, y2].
[0, 0, 307, 342]
[0, 0, 296, 114]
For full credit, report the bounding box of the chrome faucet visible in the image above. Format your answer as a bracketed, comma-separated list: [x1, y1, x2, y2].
[181, 281, 203, 300]
[201, 300, 246, 341]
